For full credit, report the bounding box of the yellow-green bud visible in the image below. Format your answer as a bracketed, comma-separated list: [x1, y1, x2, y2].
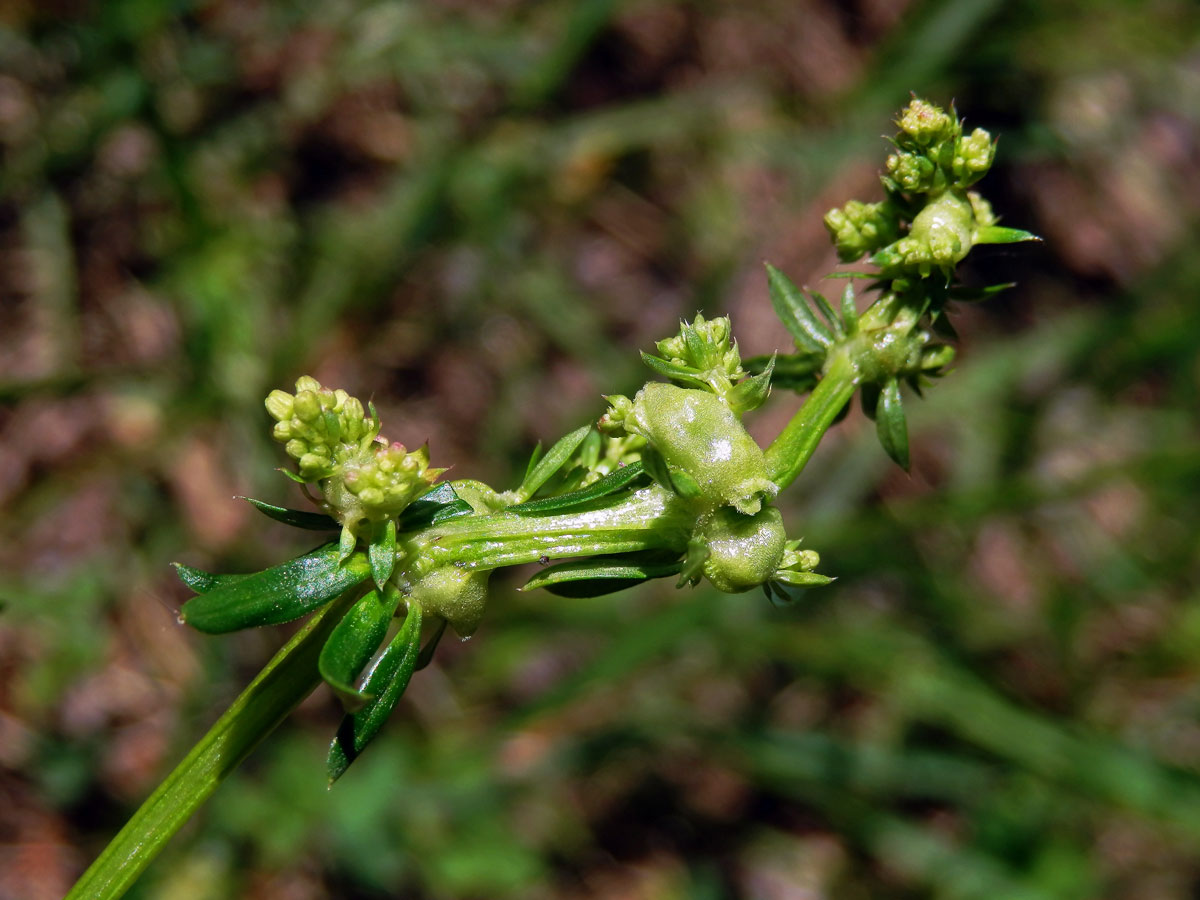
[294, 390, 321, 423]
[896, 98, 955, 148]
[265, 390, 294, 421]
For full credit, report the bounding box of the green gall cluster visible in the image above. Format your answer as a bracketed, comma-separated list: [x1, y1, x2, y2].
[824, 199, 902, 263]
[886, 150, 945, 195]
[872, 189, 979, 277]
[603, 382, 777, 515]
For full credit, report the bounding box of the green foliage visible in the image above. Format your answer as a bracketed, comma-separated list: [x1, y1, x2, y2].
[7, 2, 1199, 898]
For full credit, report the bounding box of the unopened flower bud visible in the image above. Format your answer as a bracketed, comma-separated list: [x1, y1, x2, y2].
[896, 98, 955, 148]
[265, 390, 294, 422]
[295, 375, 321, 394]
[952, 128, 995, 186]
[293, 390, 321, 423]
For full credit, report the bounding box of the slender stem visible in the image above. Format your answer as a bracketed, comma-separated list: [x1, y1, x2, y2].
[66, 589, 360, 900]
[764, 351, 860, 490]
[400, 484, 695, 575]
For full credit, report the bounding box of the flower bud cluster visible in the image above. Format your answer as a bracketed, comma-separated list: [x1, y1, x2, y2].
[266, 377, 377, 480]
[266, 376, 442, 527]
[653, 313, 743, 382]
[883, 98, 996, 196]
[824, 199, 901, 263]
[341, 442, 442, 519]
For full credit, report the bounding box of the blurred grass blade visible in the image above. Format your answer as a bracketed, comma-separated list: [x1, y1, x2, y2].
[319, 585, 402, 712]
[180, 544, 371, 633]
[327, 601, 424, 783]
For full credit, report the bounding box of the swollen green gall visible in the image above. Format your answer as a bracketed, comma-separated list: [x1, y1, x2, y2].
[697, 506, 787, 593]
[601, 382, 777, 515]
[403, 566, 491, 637]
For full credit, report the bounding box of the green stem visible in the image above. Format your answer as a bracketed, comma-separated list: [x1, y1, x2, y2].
[764, 351, 860, 490]
[400, 483, 695, 575]
[66, 589, 360, 900]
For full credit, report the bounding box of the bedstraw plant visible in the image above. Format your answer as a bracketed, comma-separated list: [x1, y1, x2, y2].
[66, 98, 1037, 900]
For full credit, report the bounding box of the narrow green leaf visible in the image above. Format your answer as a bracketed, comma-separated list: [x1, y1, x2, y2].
[948, 282, 1015, 302]
[522, 442, 544, 486]
[522, 554, 681, 597]
[765, 263, 833, 353]
[508, 462, 645, 515]
[238, 497, 338, 531]
[747, 351, 822, 394]
[668, 467, 702, 500]
[840, 282, 858, 335]
[677, 536, 710, 588]
[576, 428, 601, 472]
[974, 225, 1040, 245]
[810, 291, 844, 339]
[328, 601, 423, 783]
[397, 483, 474, 531]
[517, 424, 592, 501]
[640, 445, 673, 492]
[773, 570, 835, 587]
[368, 519, 397, 590]
[172, 564, 248, 595]
[639, 352, 706, 388]
[278, 468, 308, 484]
[414, 617, 448, 671]
[337, 524, 356, 565]
[319, 586, 402, 712]
[180, 544, 371, 634]
[727, 355, 774, 415]
[876, 378, 911, 471]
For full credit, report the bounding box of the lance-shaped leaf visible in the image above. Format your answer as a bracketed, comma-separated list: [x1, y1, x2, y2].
[765, 263, 833, 353]
[516, 424, 592, 501]
[509, 462, 645, 515]
[239, 497, 338, 531]
[521, 553, 682, 598]
[368, 519, 397, 590]
[809, 291, 844, 339]
[773, 570, 835, 587]
[639, 352, 708, 390]
[727, 355, 774, 415]
[974, 225, 1040, 245]
[875, 377, 911, 471]
[747, 351, 823, 394]
[172, 564, 248, 595]
[397, 482, 474, 531]
[319, 586, 402, 712]
[180, 543, 371, 634]
[840, 282, 859, 335]
[327, 600, 423, 783]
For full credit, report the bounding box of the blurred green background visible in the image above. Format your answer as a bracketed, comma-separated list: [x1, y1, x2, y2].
[2, 1, 1199, 897]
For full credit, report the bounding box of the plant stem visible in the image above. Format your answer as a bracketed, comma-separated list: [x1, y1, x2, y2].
[765, 351, 860, 490]
[400, 483, 695, 575]
[66, 589, 360, 900]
